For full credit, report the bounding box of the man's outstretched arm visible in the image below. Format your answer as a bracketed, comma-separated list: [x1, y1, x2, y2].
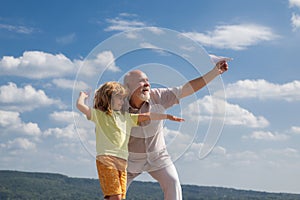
[180, 60, 228, 99]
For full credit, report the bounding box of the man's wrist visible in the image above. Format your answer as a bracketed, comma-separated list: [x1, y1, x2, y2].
[212, 66, 221, 75]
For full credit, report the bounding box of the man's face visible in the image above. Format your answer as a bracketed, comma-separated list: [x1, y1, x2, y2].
[127, 71, 151, 102]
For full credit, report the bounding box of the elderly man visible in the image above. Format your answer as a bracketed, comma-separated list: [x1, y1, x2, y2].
[123, 60, 228, 200]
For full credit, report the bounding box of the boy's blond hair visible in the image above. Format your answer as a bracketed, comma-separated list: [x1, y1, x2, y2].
[93, 81, 128, 115]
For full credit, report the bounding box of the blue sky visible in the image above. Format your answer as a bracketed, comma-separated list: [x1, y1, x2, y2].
[1, 0, 300, 194]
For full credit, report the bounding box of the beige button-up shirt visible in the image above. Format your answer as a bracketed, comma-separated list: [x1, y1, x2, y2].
[124, 87, 182, 164]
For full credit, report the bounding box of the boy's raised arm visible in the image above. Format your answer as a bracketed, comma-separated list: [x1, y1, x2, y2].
[76, 91, 91, 120]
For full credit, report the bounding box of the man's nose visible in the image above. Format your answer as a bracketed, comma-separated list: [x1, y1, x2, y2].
[144, 81, 150, 87]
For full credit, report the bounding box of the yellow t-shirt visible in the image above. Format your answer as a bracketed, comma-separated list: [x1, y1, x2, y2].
[90, 109, 139, 160]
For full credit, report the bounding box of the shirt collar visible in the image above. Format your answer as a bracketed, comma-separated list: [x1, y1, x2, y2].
[126, 99, 150, 114]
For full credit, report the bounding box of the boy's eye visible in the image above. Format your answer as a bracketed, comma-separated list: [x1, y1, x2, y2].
[117, 96, 124, 100]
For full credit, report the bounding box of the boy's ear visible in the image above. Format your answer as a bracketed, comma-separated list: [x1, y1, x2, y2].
[125, 87, 130, 95]
[123, 84, 130, 96]
[124, 83, 130, 90]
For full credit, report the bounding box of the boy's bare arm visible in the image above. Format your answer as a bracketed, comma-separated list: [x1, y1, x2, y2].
[138, 112, 184, 122]
[76, 91, 91, 119]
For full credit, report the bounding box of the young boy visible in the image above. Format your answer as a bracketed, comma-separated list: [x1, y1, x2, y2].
[76, 81, 184, 200]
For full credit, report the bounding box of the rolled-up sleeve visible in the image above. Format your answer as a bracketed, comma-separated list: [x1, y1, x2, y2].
[151, 86, 182, 109]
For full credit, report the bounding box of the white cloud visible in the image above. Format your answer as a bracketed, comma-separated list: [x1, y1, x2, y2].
[104, 13, 164, 33]
[77, 50, 121, 78]
[229, 150, 259, 161]
[225, 103, 269, 128]
[0, 50, 121, 79]
[0, 51, 75, 79]
[243, 131, 289, 141]
[291, 126, 300, 134]
[291, 13, 300, 31]
[49, 111, 79, 124]
[138, 42, 170, 56]
[52, 78, 89, 90]
[289, 0, 300, 8]
[105, 16, 146, 32]
[0, 23, 36, 34]
[139, 42, 160, 49]
[1, 138, 36, 151]
[185, 96, 269, 128]
[119, 13, 138, 18]
[262, 147, 299, 158]
[104, 14, 165, 40]
[92, 51, 120, 72]
[180, 142, 227, 162]
[289, 0, 300, 31]
[162, 125, 228, 162]
[183, 24, 278, 50]
[178, 148, 300, 194]
[44, 124, 77, 139]
[56, 33, 76, 45]
[225, 79, 300, 101]
[241, 126, 300, 141]
[0, 82, 62, 112]
[163, 127, 194, 160]
[0, 110, 41, 136]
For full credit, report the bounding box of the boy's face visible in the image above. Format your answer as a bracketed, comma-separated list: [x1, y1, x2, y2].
[111, 94, 125, 111]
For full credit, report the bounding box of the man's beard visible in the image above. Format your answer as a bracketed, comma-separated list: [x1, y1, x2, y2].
[138, 92, 150, 101]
